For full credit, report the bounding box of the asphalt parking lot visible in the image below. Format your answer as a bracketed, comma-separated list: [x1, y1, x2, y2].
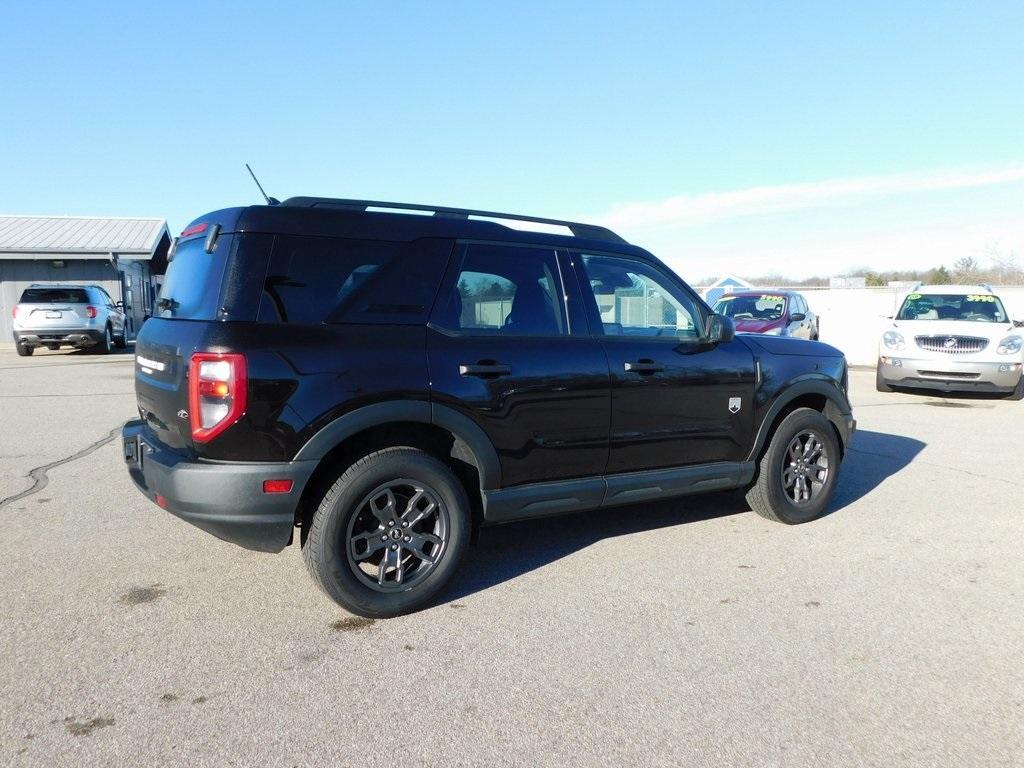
[0, 347, 1021, 767]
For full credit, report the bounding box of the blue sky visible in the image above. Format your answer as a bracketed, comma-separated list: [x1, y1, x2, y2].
[2, 1, 1022, 278]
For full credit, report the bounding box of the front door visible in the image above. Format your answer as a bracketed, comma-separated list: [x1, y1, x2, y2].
[428, 243, 609, 487]
[570, 252, 756, 474]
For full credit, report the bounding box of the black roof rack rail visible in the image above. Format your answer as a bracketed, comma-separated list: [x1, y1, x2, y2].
[280, 197, 627, 244]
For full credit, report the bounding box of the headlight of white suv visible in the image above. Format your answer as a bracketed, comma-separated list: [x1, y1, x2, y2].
[882, 330, 905, 351]
[997, 335, 1023, 355]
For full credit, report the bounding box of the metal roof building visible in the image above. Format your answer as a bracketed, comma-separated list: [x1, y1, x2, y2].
[1, 215, 170, 345]
[0, 216, 168, 257]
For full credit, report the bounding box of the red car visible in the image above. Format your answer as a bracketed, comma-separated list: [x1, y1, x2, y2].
[711, 290, 819, 339]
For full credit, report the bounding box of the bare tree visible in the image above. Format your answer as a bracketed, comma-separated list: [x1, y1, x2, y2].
[952, 256, 980, 283]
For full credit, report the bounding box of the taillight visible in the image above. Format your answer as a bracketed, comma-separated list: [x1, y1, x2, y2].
[11, 306, 18, 319]
[188, 353, 247, 443]
[86, 305, 98, 319]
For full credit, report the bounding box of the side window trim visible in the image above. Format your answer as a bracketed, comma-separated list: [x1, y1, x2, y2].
[567, 250, 710, 341]
[429, 241, 571, 339]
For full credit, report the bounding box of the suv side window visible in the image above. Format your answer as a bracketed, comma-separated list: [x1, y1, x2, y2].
[433, 244, 567, 336]
[259, 236, 452, 325]
[577, 254, 702, 339]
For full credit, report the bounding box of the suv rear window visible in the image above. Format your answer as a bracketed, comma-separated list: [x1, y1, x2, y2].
[155, 237, 232, 320]
[19, 288, 90, 304]
[258, 236, 452, 325]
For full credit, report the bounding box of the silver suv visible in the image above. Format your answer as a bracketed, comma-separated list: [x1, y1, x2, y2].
[12, 284, 128, 356]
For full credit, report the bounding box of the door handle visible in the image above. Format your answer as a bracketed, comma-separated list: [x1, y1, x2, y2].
[459, 363, 512, 377]
[624, 360, 664, 373]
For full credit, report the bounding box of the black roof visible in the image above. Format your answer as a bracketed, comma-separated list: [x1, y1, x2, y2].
[189, 198, 652, 259]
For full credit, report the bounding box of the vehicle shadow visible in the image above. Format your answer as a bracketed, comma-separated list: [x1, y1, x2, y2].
[827, 429, 925, 512]
[444, 489, 744, 604]
[443, 428, 924, 603]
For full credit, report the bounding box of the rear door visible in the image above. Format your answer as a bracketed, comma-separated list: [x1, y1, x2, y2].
[133, 227, 256, 454]
[17, 287, 92, 329]
[571, 252, 756, 474]
[427, 243, 610, 487]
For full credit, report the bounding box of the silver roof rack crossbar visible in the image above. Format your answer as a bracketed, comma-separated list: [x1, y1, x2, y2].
[280, 197, 627, 244]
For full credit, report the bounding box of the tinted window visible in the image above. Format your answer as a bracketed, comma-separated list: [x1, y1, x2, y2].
[579, 255, 701, 339]
[258, 236, 451, 325]
[896, 292, 1008, 322]
[19, 288, 90, 304]
[433, 244, 566, 336]
[156, 237, 232, 320]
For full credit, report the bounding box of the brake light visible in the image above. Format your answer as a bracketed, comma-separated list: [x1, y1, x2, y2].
[180, 222, 208, 238]
[11, 306, 18, 319]
[188, 353, 247, 442]
[86, 305, 98, 319]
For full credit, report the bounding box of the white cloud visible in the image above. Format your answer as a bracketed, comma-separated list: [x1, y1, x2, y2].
[595, 164, 1024, 232]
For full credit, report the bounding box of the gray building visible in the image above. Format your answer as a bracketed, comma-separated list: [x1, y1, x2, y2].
[0, 215, 170, 343]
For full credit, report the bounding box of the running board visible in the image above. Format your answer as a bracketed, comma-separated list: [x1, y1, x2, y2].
[482, 462, 755, 524]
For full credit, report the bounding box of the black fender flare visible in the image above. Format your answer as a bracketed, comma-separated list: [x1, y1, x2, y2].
[746, 378, 854, 462]
[293, 401, 501, 490]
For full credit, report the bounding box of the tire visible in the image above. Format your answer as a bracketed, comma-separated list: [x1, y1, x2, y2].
[94, 325, 112, 354]
[303, 447, 471, 618]
[46, 344, 60, 351]
[16, 343, 33, 357]
[114, 332, 127, 349]
[745, 408, 841, 525]
[875, 366, 894, 393]
[1006, 375, 1024, 402]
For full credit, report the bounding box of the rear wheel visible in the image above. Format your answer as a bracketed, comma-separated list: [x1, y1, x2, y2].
[114, 331, 127, 349]
[16, 343, 33, 357]
[875, 366, 894, 393]
[93, 325, 112, 354]
[303, 447, 471, 618]
[745, 408, 841, 524]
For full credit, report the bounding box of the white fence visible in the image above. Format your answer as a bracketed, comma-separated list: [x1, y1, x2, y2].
[764, 286, 1024, 366]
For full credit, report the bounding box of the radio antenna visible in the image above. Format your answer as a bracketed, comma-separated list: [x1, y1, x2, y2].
[245, 164, 280, 205]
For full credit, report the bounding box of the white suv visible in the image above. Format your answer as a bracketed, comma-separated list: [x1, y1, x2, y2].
[12, 284, 128, 357]
[876, 284, 1023, 399]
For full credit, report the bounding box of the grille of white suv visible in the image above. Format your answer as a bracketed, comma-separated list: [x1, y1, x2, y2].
[915, 335, 988, 354]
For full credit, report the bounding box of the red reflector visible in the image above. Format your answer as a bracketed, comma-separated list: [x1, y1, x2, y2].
[262, 479, 293, 494]
[180, 222, 209, 238]
[85, 305, 98, 319]
[155, 494, 168, 509]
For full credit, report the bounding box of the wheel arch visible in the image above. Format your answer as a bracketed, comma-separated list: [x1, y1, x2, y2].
[747, 378, 853, 463]
[292, 401, 500, 544]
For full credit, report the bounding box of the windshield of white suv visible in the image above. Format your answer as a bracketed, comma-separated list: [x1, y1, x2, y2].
[896, 292, 1008, 322]
[713, 294, 788, 320]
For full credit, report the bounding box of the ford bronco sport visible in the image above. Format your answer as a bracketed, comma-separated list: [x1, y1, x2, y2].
[121, 198, 855, 618]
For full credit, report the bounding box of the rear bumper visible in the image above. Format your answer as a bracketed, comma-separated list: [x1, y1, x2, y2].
[14, 328, 104, 347]
[878, 356, 1023, 392]
[121, 420, 317, 553]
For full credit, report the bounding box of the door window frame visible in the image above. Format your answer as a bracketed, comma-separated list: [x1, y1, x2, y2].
[428, 241, 582, 339]
[565, 249, 712, 343]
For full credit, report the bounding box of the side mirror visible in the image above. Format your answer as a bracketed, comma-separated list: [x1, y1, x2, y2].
[706, 313, 735, 345]
[790, 312, 806, 322]
[115, 301, 125, 310]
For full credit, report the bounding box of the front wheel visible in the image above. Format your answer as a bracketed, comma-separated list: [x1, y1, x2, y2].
[875, 367, 894, 393]
[745, 408, 841, 524]
[1006, 375, 1024, 401]
[16, 343, 33, 357]
[303, 447, 471, 618]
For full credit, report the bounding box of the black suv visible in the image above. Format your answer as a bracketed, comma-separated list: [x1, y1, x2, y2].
[121, 198, 855, 617]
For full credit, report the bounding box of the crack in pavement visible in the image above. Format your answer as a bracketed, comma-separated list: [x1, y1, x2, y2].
[0, 426, 122, 510]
